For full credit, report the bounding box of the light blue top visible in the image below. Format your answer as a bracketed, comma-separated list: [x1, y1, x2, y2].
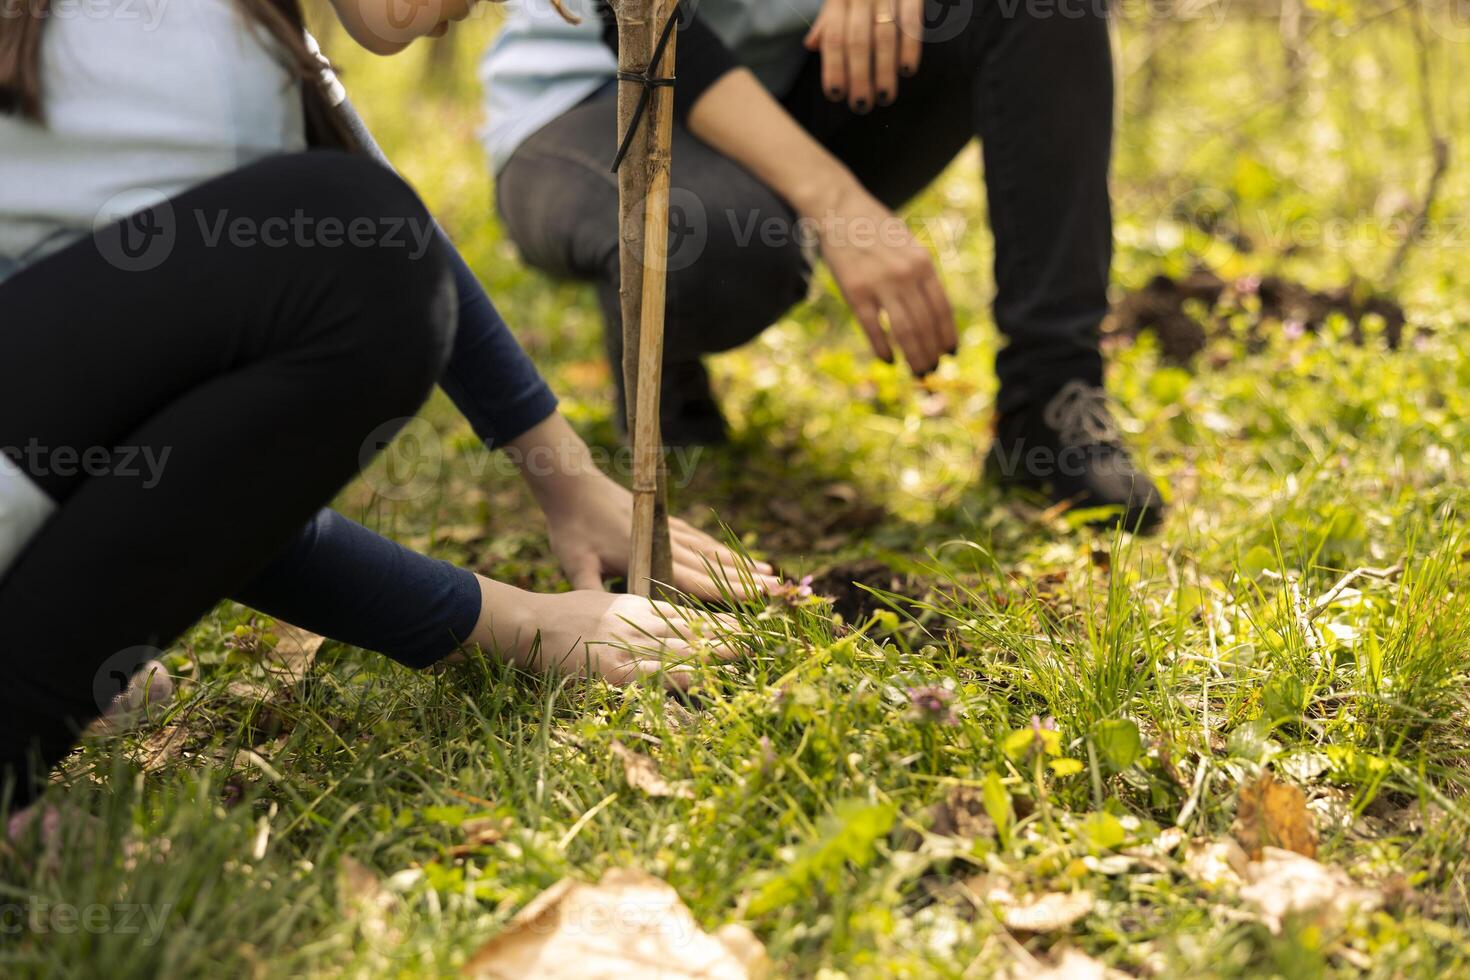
[479, 0, 823, 173]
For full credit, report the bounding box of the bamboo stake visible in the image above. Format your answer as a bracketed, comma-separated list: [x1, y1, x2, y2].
[612, 0, 677, 596]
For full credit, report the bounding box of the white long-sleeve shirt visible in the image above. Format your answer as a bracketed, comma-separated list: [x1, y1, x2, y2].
[0, 0, 307, 281]
[0, 0, 309, 576]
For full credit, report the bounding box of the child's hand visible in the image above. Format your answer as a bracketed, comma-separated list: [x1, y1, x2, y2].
[471, 580, 745, 690]
[508, 414, 780, 600]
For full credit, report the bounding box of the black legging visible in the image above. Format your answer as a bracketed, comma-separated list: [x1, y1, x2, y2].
[0, 150, 456, 807]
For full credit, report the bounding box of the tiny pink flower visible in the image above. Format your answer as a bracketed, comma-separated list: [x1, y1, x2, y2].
[907, 686, 957, 726]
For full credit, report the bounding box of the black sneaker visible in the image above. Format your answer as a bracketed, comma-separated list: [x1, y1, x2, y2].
[615, 359, 729, 448]
[988, 380, 1165, 533]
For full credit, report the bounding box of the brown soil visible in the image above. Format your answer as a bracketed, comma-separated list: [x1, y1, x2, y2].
[808, 558, 928, 624]
[1105, 268, 1412, 365]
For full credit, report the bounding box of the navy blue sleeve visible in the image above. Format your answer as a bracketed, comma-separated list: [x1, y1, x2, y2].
[234, 509, 482, 669]
[341, 97, 559, 447]
[435, 229, 561, 446]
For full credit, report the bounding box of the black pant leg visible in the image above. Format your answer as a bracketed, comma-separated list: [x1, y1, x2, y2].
[0, 151, 455, 806]
[784, 0, 1115, 411]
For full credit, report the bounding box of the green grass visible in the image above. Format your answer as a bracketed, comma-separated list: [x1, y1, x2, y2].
[8, 9, 1470, 977]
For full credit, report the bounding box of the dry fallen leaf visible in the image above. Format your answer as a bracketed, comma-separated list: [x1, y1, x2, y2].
[463, 868, 767, 979]
[610, 740, 694, 800]
[266, 622, 325, 684]
[338, 856, 402, 953]
[1182, 837, 1250, 888]
[930, 786, 999, 840]
[1232, 772, 1318, 860]
[435, 524, 489, 546]
[1001, 890, 1096, 933]
[1239, 847, 1381, 934]
[1009, 947, 1122, 979]
[447, 817, 511, 859]
[137, 722, 190, 772]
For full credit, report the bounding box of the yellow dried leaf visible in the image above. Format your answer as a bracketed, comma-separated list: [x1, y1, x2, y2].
[463, 868, 767, 979]
[447, 817, 511, 859]
[610, 740, 694, 800]
[1232, 772, 1318, 860]
[432, 523, 488, 546]
[1001, 890, 1095, 933]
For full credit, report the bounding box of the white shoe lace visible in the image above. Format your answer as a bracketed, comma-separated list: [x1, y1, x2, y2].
[1041, 380, 1122, 448]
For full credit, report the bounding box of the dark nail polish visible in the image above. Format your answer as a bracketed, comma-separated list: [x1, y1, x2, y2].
[878, 89, 892, 106]
[901, 65, 916, 78]
[948, 346, 959, 356]
[829, 86, 844, 100]
[854, 98, 870, 114]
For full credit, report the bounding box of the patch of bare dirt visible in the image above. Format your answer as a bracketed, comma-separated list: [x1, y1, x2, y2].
[1106, 268, 1414, 365]
[808, 558, 927, 624]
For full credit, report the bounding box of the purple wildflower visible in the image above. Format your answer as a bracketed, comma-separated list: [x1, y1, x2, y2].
[771, 574, 816, 603]
[907, 686, 957, 725]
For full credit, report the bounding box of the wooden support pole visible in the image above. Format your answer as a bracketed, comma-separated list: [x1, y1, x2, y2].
[612, 0, 678, 597]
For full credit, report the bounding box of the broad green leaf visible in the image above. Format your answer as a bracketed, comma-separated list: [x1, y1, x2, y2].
[1263, 674, 1306, 722]
[1080, 811, 1127, 852]
[1002, 728, 1035, 761]
[1095, 719, 1145, 770]
[1227, 718, 1276, 762]
[1241, 545, 1277, 579]
[746, 800, 897, 916]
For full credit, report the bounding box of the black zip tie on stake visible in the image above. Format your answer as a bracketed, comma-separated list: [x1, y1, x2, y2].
[610, 5, 682, 173]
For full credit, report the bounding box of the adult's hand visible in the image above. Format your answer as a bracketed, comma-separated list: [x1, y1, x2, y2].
[816, 183, 957, 375]
[804, 0, 925, 112]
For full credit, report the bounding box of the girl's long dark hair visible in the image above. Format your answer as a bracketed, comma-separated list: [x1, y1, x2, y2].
[0, 0, 356, 149]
